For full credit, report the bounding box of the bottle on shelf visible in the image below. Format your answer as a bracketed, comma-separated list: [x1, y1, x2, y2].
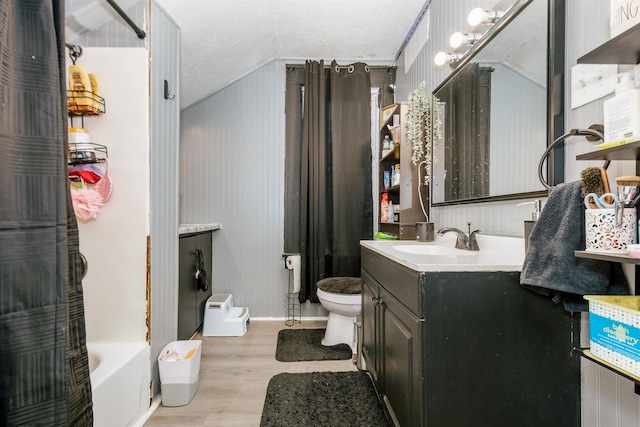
[381, 193, 389, 223]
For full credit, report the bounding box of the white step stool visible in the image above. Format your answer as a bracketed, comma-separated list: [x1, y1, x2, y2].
[202, 294, 250, 337]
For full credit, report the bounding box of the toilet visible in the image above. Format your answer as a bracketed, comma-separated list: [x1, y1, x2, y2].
[316, 277, 362, 354]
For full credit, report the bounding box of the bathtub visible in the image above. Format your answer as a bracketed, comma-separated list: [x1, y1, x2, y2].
[87, 341, 150, 427]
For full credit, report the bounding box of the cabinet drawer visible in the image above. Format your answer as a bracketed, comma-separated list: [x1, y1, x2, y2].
[361, 247, 422, 317]
[361, 247, 378, 278]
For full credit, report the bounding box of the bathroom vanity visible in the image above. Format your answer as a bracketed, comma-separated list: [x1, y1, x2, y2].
[360, 238, 581, 427]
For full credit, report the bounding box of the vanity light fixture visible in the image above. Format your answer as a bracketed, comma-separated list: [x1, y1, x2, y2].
[449, 32, 482, 49]
[467, 8, 505, 27]
[434, 51, 461, 66]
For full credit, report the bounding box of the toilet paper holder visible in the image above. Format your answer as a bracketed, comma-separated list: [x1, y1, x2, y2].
[283, 253, 301, 326]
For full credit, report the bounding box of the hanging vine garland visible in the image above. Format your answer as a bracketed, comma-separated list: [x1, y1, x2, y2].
[407, 81, 441, 185]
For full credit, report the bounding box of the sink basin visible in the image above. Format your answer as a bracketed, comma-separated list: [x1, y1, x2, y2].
[392, 244, 476, 256]
[361, 237, 525, 272]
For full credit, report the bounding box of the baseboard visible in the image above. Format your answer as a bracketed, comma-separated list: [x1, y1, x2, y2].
[249, 316, 328, 322]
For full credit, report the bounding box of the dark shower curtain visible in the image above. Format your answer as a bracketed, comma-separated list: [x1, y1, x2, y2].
[285, 60, 373, 303]
[0, 1, 93, 425]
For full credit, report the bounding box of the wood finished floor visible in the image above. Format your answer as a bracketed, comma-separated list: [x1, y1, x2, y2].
[144, 320, 358, 426]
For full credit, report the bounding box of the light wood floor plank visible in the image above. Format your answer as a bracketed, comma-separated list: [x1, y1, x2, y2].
[145, 320, 357, 426]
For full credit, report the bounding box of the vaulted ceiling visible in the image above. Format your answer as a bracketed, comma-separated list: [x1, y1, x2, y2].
[65, 0, 427, 109]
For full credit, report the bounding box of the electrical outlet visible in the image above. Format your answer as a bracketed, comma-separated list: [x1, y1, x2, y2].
[570, 64, 618, 109]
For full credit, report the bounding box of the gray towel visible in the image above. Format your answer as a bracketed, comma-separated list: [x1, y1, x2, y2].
[520, 180, 629, 310]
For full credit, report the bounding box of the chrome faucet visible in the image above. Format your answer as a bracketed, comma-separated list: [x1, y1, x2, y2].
[437, 222, 481, 251]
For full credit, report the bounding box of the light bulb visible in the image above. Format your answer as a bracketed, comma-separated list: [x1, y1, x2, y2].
[449, 32, 465, 49]
[468, 8, 504, 27]
[449, 32, 481, 49]
[434, 52, 460, 66]
[467, 8, 486, 26]
[434, 52, 449, 66]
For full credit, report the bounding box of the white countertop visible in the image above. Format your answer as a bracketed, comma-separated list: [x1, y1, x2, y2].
[361, 234, 525, 272]
[178, 223, 221, 235]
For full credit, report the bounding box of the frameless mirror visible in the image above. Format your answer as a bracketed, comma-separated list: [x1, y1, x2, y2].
[431, 0, 561, 205]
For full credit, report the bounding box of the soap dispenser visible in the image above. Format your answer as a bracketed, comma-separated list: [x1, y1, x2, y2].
[518, 200, 542, 254]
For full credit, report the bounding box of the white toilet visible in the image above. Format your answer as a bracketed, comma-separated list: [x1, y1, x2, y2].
[316, 277, 362, 354]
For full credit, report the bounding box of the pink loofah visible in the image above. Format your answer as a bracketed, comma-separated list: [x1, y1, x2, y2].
[70, 181, 104, 221]
[95, 158, 113, 202]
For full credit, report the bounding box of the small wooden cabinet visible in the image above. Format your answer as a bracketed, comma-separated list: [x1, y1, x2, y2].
[361, 246, 581, 426]
[178, 231, 213, 339]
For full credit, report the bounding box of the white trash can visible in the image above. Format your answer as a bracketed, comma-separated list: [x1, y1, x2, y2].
[158, 340, 202, 406]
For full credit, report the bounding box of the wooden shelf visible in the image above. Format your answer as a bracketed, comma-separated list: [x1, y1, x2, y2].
[380, 146, 400, 162]
[575, 250, 640, 265]
[381, 185, 400, 194]
[577, 23, 640, 64]
[576, 348, 640, 394]
[576, 140, 640, 161]
[380, 103, 399, 130]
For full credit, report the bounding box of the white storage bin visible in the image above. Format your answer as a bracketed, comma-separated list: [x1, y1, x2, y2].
[158, 340, 202, 406]
[585, 208, 637, 252]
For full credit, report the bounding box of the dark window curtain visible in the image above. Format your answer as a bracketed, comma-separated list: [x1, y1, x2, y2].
[285, 61, 372, 303]
[0, 1, 93, 425]
[442, 63, 492, 200]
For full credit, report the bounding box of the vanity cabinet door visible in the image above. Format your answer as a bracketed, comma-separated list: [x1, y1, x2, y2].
[361, 269, 380, 384]
[379, 286, 423, 427]
[178, 235, 198, 340]
[194, 232, 212, 329]
[178, 232, 213, 340]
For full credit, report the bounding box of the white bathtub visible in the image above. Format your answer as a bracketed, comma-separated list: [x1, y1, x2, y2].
[87, 341, 150, 427]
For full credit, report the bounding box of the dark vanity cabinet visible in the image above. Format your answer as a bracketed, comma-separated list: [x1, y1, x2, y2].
[362, 255, 423, 427]
[178, 231, 213, 339]
[361, 247, 581, 427]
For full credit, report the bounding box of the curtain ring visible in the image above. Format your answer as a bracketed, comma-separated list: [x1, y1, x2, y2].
[364, 65, 370, 73]
[348, 65, 355, 73]
[334, 64, 340, 73]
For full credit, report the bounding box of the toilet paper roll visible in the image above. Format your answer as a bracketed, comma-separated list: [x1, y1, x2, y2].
[285, 255, 301, 293]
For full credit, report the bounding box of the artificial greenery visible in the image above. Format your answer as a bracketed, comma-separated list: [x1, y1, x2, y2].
[407, 81, 441, 184]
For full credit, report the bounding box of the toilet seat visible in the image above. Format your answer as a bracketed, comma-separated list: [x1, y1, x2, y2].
[317, 277, 361, 295]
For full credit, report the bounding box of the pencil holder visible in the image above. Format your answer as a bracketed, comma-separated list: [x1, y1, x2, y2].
[585, 208, 637, 251]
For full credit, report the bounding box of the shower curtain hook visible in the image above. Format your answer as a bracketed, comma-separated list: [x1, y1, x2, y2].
[66, 44, 82, 64]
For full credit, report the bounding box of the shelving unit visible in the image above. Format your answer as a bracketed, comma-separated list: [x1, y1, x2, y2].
[577, 23, 640, 65]
[67, 90, 107, 165]
[377, 103, 427, 239]
[575, 23, 640, 391]
[378, 103, 400, 229]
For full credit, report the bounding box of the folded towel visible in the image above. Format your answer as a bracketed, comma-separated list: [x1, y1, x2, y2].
[520, 180, 629, 311]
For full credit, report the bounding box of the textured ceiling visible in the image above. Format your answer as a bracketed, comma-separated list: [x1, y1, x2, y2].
[154, 0, 427, 108]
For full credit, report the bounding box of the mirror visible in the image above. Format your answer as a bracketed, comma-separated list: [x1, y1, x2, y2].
[431, 0, 562, 205]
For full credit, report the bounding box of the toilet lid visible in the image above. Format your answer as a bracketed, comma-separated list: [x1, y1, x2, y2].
[317, 277, 361, 295]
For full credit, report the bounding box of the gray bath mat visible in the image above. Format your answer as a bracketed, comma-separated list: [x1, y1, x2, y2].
[275, 329, 352, 362]
[260, 371, 389, 426]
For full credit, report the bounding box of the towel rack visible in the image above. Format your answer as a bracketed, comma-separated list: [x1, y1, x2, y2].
[538, 127, 608, 189]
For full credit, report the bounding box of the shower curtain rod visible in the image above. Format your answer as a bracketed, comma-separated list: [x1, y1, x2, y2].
[105, 0, 146, 39]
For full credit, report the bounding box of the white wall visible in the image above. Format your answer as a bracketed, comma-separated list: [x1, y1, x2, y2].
[179, 60, 326, 319]
[149, 0, 181, 397]
[72, 48, 150, 342]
